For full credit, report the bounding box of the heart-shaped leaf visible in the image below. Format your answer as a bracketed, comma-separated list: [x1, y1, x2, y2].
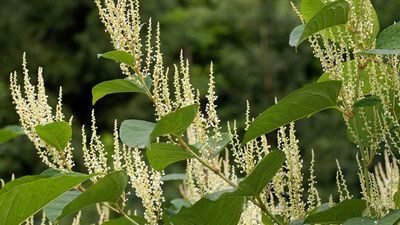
[35, 121, 72, 151]
[146, 143, 193, 171]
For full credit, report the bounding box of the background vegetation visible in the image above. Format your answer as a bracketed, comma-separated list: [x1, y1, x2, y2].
[0, 0, 399, 205]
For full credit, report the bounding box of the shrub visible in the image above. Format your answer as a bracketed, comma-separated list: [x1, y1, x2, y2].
[1, 0, 400, 224]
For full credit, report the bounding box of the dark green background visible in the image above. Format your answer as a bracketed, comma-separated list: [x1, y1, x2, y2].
[0, 0, 399, 222]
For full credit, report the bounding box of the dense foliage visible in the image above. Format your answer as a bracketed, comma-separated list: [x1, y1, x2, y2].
[1, 0, 400, 224]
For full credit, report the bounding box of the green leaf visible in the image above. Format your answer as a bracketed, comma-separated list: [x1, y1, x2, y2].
[102, 215, 146, 225]
[344, 210, 400, 225]
[343, 217, 376, 225]
[43, 190, 81, 223]
[92, 79, 146, 105]
[161, 173, 187, 181]
[146, 143, 193, 172]
[289, 25, 305, 48]
[354, 96, 381, 108]
[394, 191, 400, 209]
[35, 121, 72, 151]
[395, 180, 400, 209]
[261, 213, 274, 225]
[166, 198, 192, 216]
[0, 173, 90, 225]
[0, 125, 24, 144]
[300, 0, 379, 48]
[120, 120, 155, 148]
[366, 23, 400, 55]
[300, 0, 324, 22]
[290, 0, 350, 47]
[243, 81, 342, 144]
[98, 50, 135, 67]
[379, 210, 400, 225]
[151, 104, 199, 139]
[304, 199, 367, 224]
[170, 193, 245, 225]
[194, 132, 231, 157]
[0, 175, 49, 197]
[233, 151, 285, 196]
[58, 171, 128, 220]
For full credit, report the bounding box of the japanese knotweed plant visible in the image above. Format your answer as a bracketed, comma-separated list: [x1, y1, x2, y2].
[1, 0, 400, 224]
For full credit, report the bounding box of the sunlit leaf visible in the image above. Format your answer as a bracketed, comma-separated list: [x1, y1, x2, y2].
[35, 121, 72, 151]
[151, 104, 199, 139]
[146, 143, 193, 171]
[58, 171, 128, 220]
[92, 79, 146, 105]
[0, 173, 91, 225]
[304, 199, 366, 224]
[243, 81, 342, 143]
[98, 50, 135, 67]
[290, 0, 350, 47]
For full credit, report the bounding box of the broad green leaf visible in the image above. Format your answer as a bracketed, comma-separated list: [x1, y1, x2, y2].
[98, 50, 135, 67]
[343, 217, 376, 225]
[290, 0, 350, 47]
[354, 96, 381, 108]
[233, 151, 285, 196]
[102, 215, 146, 225]
[41, 168, 63, 176]
[261, 213, 274, 225]
[300, 0, 379, 48]
[243, 81, 342, 144]
[170, 193, 245, 225]
[0, 175, 48, 197]
[344, 210, 400, 225]
[146, 143, 193, 171]
[366, 23, 400, 55]
[262, 213, 286, 225]
[35, 121, 72, 151]
[120, 120, 155, 148]
[92, 79, 146, 105]
[166, 198, 192, 216]
[304, 199, 366, 224]
[151, 104, 199, 139]
[43, 190, 81, 223]
[300, 0, 324, 22]
[58, 171, 128, 220]
[379, 210, 400, 225]
[0, 125, 24, 144]
[161, 173, 187, 181]
[194, 132, 231, 157]
[0, 173, 90, 225]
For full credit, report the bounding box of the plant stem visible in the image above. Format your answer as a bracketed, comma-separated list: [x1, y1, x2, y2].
[114, 204, 140, 225]
[177, 137, 283, 225]
[255, 196, 284, 225]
